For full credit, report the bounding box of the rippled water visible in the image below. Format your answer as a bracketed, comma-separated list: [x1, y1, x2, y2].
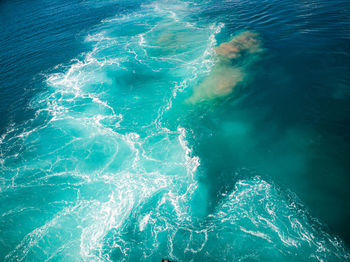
[1, 0, 350, 261]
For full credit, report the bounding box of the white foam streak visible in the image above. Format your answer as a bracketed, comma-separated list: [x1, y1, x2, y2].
[4, 1, 347, 261]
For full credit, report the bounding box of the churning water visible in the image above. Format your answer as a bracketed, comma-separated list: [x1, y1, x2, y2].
[1, 0, 350, 261]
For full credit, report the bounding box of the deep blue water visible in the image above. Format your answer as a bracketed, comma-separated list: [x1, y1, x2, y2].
[1, 0, 350, 261]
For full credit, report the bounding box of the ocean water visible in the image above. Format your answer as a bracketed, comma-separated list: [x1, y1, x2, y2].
[1, 0, 350, 261]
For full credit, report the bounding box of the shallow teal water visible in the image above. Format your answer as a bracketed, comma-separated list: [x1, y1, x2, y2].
[1, 0, 350, 261]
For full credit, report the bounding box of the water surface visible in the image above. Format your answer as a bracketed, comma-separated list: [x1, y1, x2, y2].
[1, 0, 350, 261]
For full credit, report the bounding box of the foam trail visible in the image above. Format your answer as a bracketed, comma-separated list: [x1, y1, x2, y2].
[0, 0, 349, 261]
[0, 1, 212, 260]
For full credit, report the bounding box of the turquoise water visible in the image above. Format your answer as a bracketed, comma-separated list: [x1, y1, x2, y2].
[1, 0, 350, 261]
